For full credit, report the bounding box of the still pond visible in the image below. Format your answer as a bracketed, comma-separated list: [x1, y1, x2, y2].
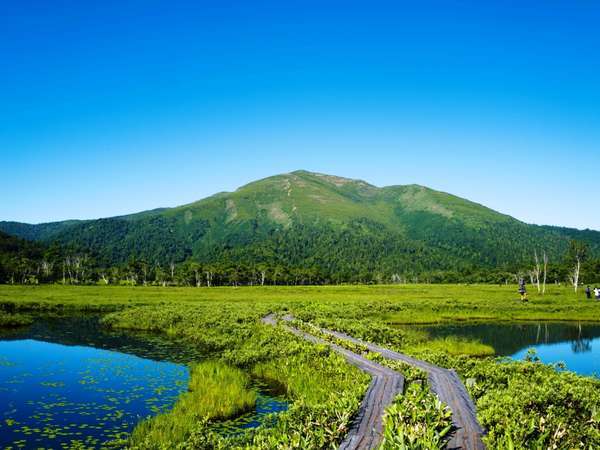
[417, 321, 600, 377]
[0, 316, 287, 449]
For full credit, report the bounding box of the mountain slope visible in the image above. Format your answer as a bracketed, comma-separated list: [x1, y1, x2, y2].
[1, 170, 599, 276]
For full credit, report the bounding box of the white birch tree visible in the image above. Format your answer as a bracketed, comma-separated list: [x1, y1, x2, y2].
[567, 241, 588, 293]
[532, 250, 541, 293]
[542, 251, 548, 294]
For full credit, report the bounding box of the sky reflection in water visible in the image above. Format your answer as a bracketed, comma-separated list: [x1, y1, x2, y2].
[418, 322, 600, 377]
[0, 338, 188, 449]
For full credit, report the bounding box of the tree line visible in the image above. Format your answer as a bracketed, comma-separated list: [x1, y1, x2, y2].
[1, 231, 599, 287]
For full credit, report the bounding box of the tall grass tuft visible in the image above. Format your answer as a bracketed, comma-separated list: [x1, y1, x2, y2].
[128, 360, 256, 448]
[411, 336, 495, 357]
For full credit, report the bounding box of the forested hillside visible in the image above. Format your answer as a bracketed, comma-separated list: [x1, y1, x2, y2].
[0, 231, 48, 283]
[1, 170, 600, 285]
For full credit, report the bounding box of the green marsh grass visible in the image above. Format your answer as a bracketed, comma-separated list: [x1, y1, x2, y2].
[3, 283, 600, 324]
[129, 361, 256, 447]
[409, 336, 495, 357]
[380, 383, 452, 450]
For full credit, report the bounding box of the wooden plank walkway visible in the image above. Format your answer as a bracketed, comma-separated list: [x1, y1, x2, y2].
[262, 313, 404, 450]
[283, 316, 486, 450]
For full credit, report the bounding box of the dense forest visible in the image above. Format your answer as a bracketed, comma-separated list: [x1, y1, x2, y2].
[2, 171, 600, 286]
[1, 229, 599, 287]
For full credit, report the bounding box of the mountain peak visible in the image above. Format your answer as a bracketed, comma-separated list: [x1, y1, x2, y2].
[2, 171, 599, 274]
[289, 170, 375, 188]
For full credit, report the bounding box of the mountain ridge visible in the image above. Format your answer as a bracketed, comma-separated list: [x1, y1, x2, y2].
[1, 170, 568, 228]
[1, 170, 599, 276]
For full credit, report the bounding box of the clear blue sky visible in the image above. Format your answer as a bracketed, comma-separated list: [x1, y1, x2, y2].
[1, 1, 599, 230]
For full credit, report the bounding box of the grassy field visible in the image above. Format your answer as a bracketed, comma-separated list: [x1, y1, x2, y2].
[1, 283, 599, 321]
[1, 284, 599, 449]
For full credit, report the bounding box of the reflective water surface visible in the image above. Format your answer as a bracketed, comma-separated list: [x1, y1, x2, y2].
[417, 322, 600, 377]
[0, 339, 188, 448]
[0, 315, 288, 449]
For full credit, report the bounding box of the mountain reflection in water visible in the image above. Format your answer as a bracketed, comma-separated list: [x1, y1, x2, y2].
[413, 322, 600, 377]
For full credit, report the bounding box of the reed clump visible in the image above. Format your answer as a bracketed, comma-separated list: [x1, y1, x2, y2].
[128, 360, 256, 447]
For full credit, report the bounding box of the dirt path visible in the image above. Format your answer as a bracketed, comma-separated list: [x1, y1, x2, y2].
[263, 314, 486, 450]
[262, 313, 404, 450]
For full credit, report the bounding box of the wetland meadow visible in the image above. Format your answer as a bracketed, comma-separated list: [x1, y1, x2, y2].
[1, 284, 599, 449]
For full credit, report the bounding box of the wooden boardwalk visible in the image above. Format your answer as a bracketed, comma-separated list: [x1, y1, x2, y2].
[263, 314, 486, 450]
[317, 326, 486, 450]
[262, 314, 404, 450]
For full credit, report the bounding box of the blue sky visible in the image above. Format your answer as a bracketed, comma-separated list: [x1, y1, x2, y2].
[1, 1, 599, 229]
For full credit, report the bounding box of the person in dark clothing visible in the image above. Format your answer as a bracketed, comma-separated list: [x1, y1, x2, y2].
[585, 286, 592, 299]
[518, 279, 528, 302]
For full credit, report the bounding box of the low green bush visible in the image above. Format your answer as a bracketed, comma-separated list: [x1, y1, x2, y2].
[380, 383, 452, 450]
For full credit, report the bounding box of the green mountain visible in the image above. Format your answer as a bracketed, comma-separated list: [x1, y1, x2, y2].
[2, 170, 599, 277]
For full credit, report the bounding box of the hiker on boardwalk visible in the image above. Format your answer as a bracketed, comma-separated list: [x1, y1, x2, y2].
[518, 278, 528, 302]
[585, 286, 592, 299]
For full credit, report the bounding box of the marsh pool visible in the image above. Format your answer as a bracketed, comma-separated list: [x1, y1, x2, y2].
[0, 316, 288, 449]
[0, 339, 188, 448]
[418, 322, 600, 377]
